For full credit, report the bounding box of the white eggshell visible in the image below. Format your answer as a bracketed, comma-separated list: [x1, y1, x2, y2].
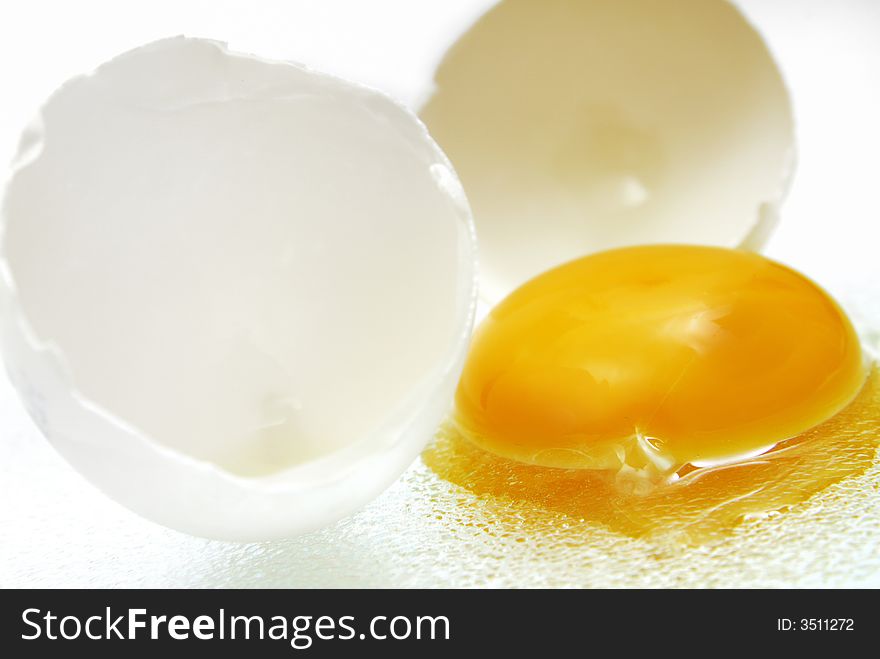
[0, 37, 477, 541]
[421, 0, 796, 303]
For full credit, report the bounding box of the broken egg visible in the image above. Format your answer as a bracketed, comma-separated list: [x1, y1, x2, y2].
[453, 245, 867, 483]
[421, 0, 796, 303]
[432, 245, 878, 543]
[0, 37, 478, 541]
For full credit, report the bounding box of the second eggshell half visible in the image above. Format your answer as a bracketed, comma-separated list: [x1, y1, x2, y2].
[0, 37, 478, 541]
[421, 0, 796, 303]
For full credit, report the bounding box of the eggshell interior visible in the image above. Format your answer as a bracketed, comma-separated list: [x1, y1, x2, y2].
[0, 37, 477, 540]
[421, 0, 796, 303]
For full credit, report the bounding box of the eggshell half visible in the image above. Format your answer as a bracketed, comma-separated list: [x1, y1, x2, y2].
[421, 0, 796, 303]
[0, 37, 478, 541]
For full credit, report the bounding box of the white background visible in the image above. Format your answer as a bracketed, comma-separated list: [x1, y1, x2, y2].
[1, 0, 879, 587]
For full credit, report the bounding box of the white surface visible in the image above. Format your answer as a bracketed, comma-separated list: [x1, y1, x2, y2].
[1, 0, 879, 587]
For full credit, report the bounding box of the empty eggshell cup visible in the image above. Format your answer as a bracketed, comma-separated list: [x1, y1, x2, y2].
[0, 37, 478, 541]
[421, 0, 796, 303]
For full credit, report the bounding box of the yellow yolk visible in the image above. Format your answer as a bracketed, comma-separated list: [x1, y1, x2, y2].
[454, 245, 866, 477]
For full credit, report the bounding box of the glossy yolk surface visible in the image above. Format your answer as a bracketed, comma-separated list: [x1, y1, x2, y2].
[454, 245, 866, 474]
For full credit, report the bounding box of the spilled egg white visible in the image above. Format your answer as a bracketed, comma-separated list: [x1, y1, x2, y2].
[420, 0, 797, 304]
[0, 37, 478, 542]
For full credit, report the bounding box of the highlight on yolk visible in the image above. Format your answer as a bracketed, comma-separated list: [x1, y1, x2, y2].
[453, 245, 867, 483]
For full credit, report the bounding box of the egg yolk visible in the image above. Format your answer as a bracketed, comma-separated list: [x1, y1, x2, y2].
[454, 245, 866, 479]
